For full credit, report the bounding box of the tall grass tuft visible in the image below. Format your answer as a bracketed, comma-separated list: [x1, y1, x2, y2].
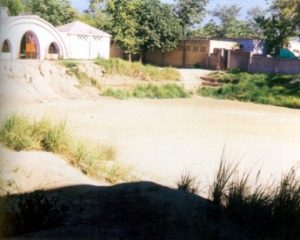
[95, 58, 180, 81]
[210, 156, 238, 206]
[177, 173, 198, 194]
[40, 121, 70, 154]
[0, 115, 39, 151]
[207, 157, 300, 239]
[0, 115, 128, 184]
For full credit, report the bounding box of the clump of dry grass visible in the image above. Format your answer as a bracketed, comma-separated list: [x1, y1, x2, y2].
[177, 173, 199, 194]
[0, 115, 129, 184]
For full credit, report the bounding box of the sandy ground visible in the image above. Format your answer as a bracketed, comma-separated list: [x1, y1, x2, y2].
[1, 60, 300, 195]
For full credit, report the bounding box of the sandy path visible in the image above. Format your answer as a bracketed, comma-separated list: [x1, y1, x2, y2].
[3, 96, 300, 192]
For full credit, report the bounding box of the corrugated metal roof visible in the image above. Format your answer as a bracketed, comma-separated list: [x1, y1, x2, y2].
[57, 21, 110, 37]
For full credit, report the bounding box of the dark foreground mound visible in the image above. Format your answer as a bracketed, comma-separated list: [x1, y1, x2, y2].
[1, 182, 247, 239]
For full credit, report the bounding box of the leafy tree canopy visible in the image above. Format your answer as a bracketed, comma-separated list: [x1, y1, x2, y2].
[189, 4, 264, 39]
[25, 0, 78, 26]
[256, 0, 300, 55]
[174, 0, 209, 36]
[107, 0, 181, 60]
[0, 0, 24, 15]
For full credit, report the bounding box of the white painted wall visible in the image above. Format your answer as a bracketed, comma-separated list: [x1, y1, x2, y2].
[61, 33, 110, 59]
[0, 16, 68, 60]
[0, 13, 110, 60]
[209, 40, 238, 53]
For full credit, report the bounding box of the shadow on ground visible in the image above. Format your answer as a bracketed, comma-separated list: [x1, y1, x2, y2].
[0, 181, 247, 240]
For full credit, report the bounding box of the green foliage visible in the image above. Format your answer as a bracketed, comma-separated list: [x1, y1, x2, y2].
[95, 58, 180, 81]
[136, 0, 181, 56]
[102, 88, 131, 100]
[102, 84, 189, 99]
[24, 0, 77, 26]
[107, 0, 142, 58]
[0, 0, 24, 15]
[107, 0, 181, 60]
[132, 83, 189, 99]
[174, 0, 208, 35]
[256, 0, 300, 55]
[198, 72, 300, 109]
[190, 4, 265, 39]
[79, 9, 111, 31]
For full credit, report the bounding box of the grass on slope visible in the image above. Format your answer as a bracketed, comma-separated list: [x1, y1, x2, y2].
[95, 58, 180, 81]
[61, 61, 102, 90]
[102, 83, 189, 100]
[198, 71, 300, 108]
[0, 115, 129, 184]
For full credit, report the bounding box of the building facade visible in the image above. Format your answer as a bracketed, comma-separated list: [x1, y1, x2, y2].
[0, 7, 110, 60]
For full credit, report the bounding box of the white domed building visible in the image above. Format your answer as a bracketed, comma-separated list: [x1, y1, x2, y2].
[0, 7, 111, 60]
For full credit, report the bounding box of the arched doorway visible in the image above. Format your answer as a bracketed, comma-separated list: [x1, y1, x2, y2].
[48, 42, 60, 54]
[1, 39, 11, 53]
[19, 31, 40, 59]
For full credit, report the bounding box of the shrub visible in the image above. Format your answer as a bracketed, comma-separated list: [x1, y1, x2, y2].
[95, 58, 180, 81]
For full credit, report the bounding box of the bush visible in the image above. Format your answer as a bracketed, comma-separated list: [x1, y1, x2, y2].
[95, 58, 180, 81]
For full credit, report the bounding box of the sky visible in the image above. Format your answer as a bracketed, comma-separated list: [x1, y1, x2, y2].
[71, 0, 269, 21]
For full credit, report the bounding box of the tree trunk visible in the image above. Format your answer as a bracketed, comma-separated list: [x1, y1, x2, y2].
[128, 53, 132, 62]
[182, 25, 186, 68]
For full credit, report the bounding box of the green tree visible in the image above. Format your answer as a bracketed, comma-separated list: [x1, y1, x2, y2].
[25, 0, 77, 26]
[0, 0, 24, 15]
[107, 0, 181, 61]
[256, 0, 300, 55]
[136, 0, 181, 60]
[107, 0, 142, 61]
[210, 5, 250, 38]
[174, 0, 209, 36]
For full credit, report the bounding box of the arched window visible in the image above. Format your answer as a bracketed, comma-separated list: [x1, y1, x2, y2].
[20, 31, 40, 59]
[48, 42, 59, 54]
[2, 40, 10, 53]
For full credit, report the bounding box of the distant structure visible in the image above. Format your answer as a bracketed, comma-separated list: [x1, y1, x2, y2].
[0, 7, 111, 60]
